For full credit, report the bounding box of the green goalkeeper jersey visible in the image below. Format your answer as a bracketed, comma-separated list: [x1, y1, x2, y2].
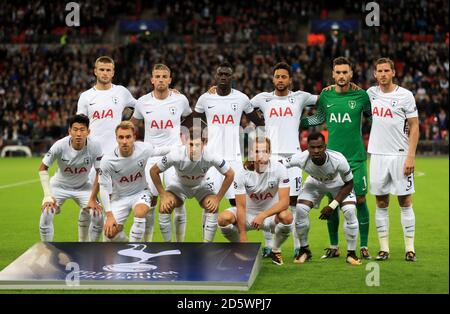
[301, 87, 371, 163]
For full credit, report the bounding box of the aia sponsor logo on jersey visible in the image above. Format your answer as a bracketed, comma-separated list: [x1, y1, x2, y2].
[149, 120, 174, 129]
[372, 106, 393, 118]
[119, 172, 143, 183]
[64, 167, 88, 174]
[329, 112, 352, 123]
[92, 109, 114, 120]
[269, 107, 293, 118]
[249, 192, 274, 201]
[211, 114, 235, 124]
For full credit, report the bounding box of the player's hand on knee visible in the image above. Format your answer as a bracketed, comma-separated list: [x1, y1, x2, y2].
[319, 205, 334, 220]
[251, 213, 266, 230]
[87, 200, 103, 215]
[204, 195, 219, 213]
[42, 196, 57, 213]
[104, 214, 118, 238]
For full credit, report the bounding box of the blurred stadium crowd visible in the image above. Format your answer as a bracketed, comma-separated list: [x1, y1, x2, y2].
[0, 0, 448, 155]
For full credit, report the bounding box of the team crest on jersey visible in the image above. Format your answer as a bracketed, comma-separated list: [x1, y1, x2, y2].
[391, 100, 398, 107]
[288, 97, 295, 104]
[268, 180, 277, 189]
[112, 96, 119, 104]
[84, 157, 91, 165]
[137, 159, 145, 167]
[348, 100, 356, 109]
[169, 106, 177, 115]
[230, 103, 238, 111]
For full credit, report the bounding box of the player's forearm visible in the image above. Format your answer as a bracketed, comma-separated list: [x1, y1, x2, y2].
[407, 122, 419, 158]
[88, 171, 100, 202]
[99, 185, 111, 212]
[246, 111, 265, 126]
[150, 167, 165, 195]
[38, 169, 53, 202]
[335, 181, 354, 204]
[216, 170, 234, 200]
[264, 198, 289, 218]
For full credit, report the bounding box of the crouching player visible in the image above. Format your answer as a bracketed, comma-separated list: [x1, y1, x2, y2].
[218, 137, 293, 266]
[281, 132, 361, 265]
[150, 129, 234, 242]
[99, 121, 169, 242]
[38, 114, 103, 242]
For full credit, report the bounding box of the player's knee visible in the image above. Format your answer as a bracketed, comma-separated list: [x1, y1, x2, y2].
[341, 204, 357, 222]
[278, 210, 293, 225]
[134, 206, 149, 218]
[398, 195, 412, 207]
[376, 196, 390, 208]
[356, 195, 366, 204]
[218, 211, 234, 227]
[295, 203, 311, 220]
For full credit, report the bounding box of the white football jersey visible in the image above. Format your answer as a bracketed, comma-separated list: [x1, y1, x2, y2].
[282, 150, 353, 188]
[251, 90, 317, 154]
[42, 136, 103, 190]
[156, 145, 230, 187]
[99, 141, 167, 199]
[133, 91, 192, 147]
[195, 89, 253, 160]
[234, 160, 290, 215]
[367, 85, 418, 155]
[77, 84, 137, 154]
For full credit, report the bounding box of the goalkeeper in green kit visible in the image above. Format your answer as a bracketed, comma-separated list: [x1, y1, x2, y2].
[301, 57, 372, 260]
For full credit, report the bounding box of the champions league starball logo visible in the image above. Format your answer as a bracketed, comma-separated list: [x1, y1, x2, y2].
[103, 244, 181, 273]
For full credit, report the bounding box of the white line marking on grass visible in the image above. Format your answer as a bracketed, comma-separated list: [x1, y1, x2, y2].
[415, 171, 425, 177]
[0, 179, 40, 189]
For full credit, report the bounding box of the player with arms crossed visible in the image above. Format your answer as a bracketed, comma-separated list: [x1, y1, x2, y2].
[368, 58, 419, 262]
[131, 64, 192, 242]
[99, 121, 169, 242]
[38, 114, 103, 242]
[191, 62, 264, 239]
[218, 137, 293, 265]
[301, 57, 372, 260]
[150, 128, 234, 242]
[281, 132, 361, 265]
[250, 62, 319, 260]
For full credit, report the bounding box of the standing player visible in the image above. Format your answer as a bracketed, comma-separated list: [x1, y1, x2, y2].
[150, 129, 234, 242]
[281, 132, 361, 265]
[192, 62, 264, 239]
[250, 62, 318, 259]
[301, 57, 372, 260]
[99, 121, 169, 242]
[77, 56, 137, 155]
[218, 137, 293, 266]
[131, 64, 192, 242]
[38, 114, 103, 242]
[368, 58, 419, 262]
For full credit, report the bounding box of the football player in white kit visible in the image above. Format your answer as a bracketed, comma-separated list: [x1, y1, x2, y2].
[131, 64, 192, 242]
[38, 114, 103, 242]
[367, 58, 419, 262]
[218, 137, 293, 266]
[150, 128, 234, 242]
[281, 132, 362, 265]
[99, 121, 169, 242]
[250, 62, 318, 259]
[77, 56, 137, 155]
[192, 62, 264, 233]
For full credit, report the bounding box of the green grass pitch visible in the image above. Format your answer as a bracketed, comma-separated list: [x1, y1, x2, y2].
[0, 156, 448, 294]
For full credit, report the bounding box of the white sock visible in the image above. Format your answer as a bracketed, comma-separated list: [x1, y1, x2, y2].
[104, 230, 128, 242]
[263, 230, 273, 248]
[159, 213, 172, 242]
[174, 205, 187, 242]
[291, 205, 301, 249]
[219, 223, 239, 242]
[295, 203, 311, 248]
[144, 206, 155, 242]
[203, 212, 218, 242]
[376, 206, 389, 252]
[342, 204, 359, 252]
[129, 217, 146, 242]
[273, 222, 292, 252]
[89, 209, 103, 242]
[400, 206, 415, 252]
[78, 210, 90, 242]
[39, 209, 54, 241]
